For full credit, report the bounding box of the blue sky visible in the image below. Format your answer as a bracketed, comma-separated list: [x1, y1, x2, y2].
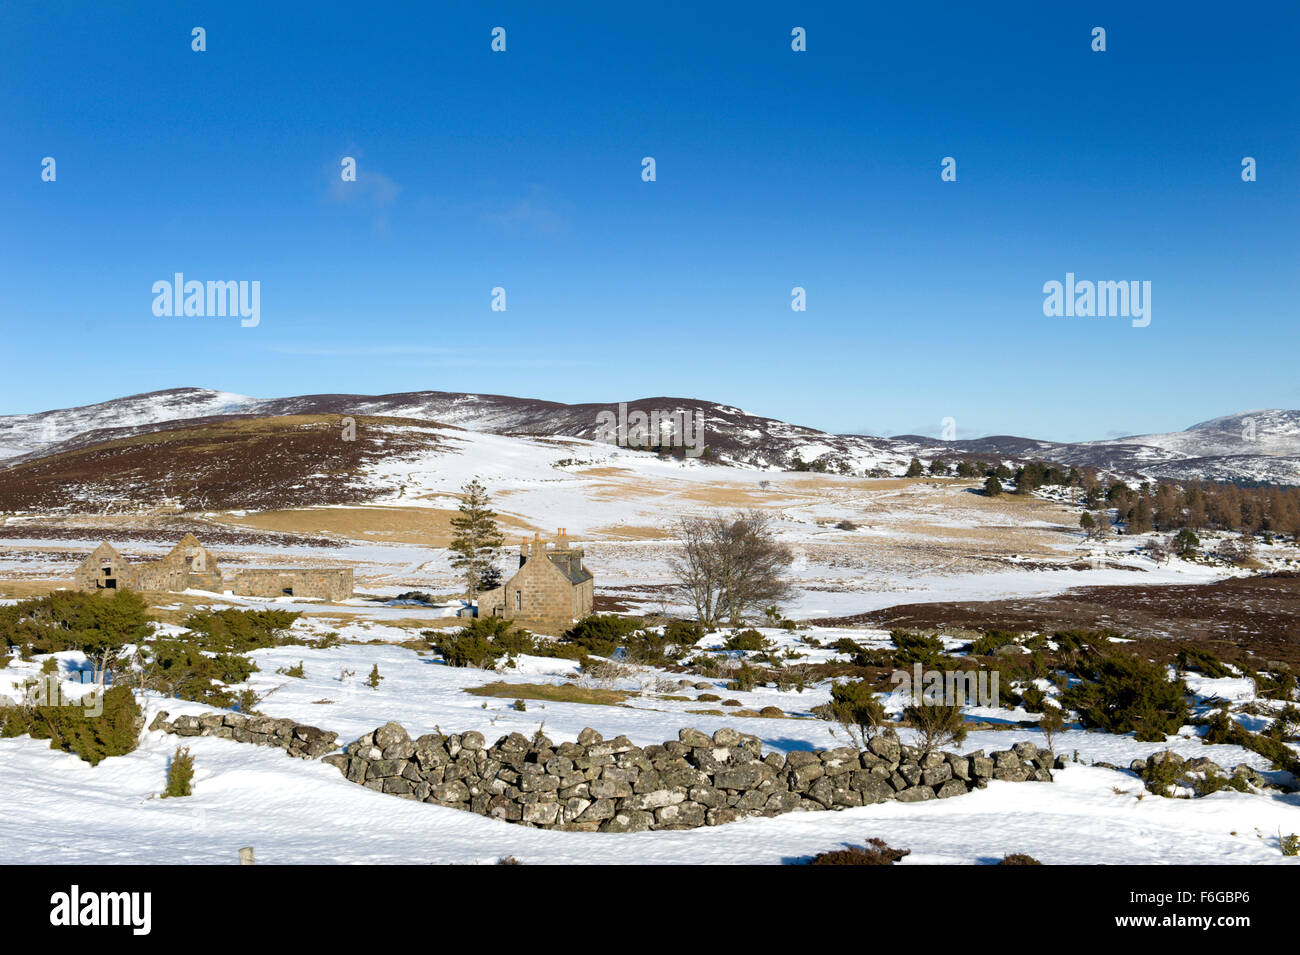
[2, 1, 1296, 441]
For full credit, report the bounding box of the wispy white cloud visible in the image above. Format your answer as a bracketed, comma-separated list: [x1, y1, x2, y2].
[481, 186, 573, 236]
[324, 153, 402, 232]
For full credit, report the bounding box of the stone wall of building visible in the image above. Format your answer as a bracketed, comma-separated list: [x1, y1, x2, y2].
[232, 568, 354, 601]
[135, 565, 224, 593]
[325, 723, 1058, 831]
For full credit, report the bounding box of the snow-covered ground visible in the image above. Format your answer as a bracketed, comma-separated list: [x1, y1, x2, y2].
[2, 613, 1297, 865]
[3, 728, 1296, 865]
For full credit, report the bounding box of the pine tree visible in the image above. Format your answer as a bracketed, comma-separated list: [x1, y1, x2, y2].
[1080, 512, 1096, 536]
[905, 457, 924, 478]
[983, 475, 1003, 497]
[449, 477, 505, 600]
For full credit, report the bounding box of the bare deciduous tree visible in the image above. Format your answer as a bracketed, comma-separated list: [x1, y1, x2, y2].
[668, 510, 795, 627]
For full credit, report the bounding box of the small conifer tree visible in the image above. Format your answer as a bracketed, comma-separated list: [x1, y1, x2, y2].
[163, 745, 194, 798]
[449, 478, 505, 601]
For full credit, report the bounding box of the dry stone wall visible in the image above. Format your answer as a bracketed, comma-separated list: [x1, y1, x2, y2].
[150, 710, 338, 759]
[323, 722, 1059, 831]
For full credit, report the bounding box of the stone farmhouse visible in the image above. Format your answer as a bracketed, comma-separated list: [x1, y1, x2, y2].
[478, 529, 594, 634]
[72, 533, 354, 601]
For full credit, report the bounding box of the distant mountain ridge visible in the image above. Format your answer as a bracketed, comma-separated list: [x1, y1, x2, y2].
[1, 387, 1297, 487]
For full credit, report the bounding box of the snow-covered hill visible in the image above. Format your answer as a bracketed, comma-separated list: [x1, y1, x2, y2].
[1, 388, 1297, 487]
[0, 388, 256, 459]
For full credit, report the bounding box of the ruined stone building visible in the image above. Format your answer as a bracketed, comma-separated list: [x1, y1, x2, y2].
[72, 533, 354, 601]
[478, 529, 594, 634]
[231, 568, 354, 601]
[74, 533, 223, 593]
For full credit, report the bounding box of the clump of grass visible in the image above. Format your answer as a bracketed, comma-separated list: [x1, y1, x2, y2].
[162, 745, 194, 798]
[998, 853, 1042, 865]
[366, 664, 383, 688]
[277, 661, 305, 678]
[511, 699, 526, 712]
[1281, 833, 1300, 857]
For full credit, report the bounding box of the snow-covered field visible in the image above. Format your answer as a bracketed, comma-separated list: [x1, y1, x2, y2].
[4, 729, 1295, 866]
[1, 612, 1297, 866]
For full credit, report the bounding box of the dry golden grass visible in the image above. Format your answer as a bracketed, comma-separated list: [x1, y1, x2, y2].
[216, 505, 538, 547]
[464, 682, 632, 706]
[0, 579, 76, 600]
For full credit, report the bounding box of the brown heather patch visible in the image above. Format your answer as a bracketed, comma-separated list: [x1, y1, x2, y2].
[0, 414, 444, 512]
[828, 572, 1300, 670]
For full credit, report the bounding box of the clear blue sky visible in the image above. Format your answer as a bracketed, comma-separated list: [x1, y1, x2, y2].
[2, 1, 1296, 441]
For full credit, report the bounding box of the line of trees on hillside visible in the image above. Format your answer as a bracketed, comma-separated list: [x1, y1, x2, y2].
[1096, 479, 1300, 537]
[930, 453, 1300, 538]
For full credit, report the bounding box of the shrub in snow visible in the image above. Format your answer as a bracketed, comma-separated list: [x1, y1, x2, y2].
[0, 590, 151, 684]
[145, 637, 256, 707]
[1172, 528, 1200, 557]
[431, 617, 544, 668]
[824, 679, 888, 749]
[561, 614, 642, 657]
[902, 701, 968, 757]
[967, 630, 1020, 657]
[1174, 646, 1233, 678]
[890, 630, 952, 669]
[0, 684, 142, 765]
[726, 662, 757, 692]
[181, 608, 302, 653]
[1060, 653, 1189, 743]
[1037, 706, 1066, 753]
[809, 838, 910, 866]
[163, 746, 194, 798]
[723, 629, 765, 652]
[277, 661, 305, 678]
